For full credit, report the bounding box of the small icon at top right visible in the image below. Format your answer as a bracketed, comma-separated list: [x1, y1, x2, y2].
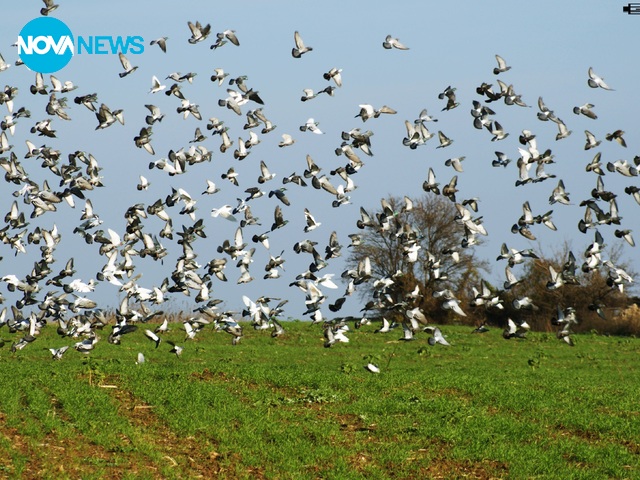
[623, 3, 640, 14]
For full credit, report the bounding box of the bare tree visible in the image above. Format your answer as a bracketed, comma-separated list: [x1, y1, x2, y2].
[346, 194, 487, 323]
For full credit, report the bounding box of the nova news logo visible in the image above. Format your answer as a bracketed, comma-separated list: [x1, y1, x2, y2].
[18, 17, 144, 74]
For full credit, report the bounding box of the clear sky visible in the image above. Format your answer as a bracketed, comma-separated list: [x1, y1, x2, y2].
[1, 1, 638, 319]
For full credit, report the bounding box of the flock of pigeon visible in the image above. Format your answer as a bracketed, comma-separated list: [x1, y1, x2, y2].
[0, 4, 637, 367]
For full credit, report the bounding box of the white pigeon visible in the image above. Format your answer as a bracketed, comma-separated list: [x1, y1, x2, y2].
[203, 180, 221, 195]
[382, 35, 409, 50]
[587, 67, 614, 90]
[424, 326, 451, 346]
[149, 75, 166, 94]
[211, 205, 237, 221]
[301, 118, 323, 134]
[365, 363, 381, 373]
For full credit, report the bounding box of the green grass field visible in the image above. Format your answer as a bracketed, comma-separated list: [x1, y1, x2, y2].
[0, 321, 638, 479]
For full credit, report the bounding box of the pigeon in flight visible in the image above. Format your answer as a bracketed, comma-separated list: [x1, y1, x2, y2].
[493, 54, 511, 74]
[587, 67, 614, 90]
[118, 53, 138, 78]
[292, 31, 312, 58]
[150, 37, 168, 53]
[382, 35, 409, 50]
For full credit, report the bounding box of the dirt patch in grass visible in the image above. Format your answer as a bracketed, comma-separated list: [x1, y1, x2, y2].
[365, 437, 509, 479]
[348, 438, 511, 480]
[190, 367, 230, 382]
[553, 423, 601, 442]
[620, 439, 640, 455]
[408, 443, 509, 480]
[347, 451, 377, 473]
[421, 458, 510, 479]
[0, 413, 43, 478]
[305, 411, 382, 473]
[428, 387, 475, 403]
[336, 413, 377, 433]
[105, 378, 224, 478]
[31, 436, 114, 479]
[0, 412, 116, 479]
[485, 405, 501, 416]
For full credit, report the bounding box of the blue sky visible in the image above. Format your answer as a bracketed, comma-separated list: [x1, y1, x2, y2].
[1, 1, 638, 319]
